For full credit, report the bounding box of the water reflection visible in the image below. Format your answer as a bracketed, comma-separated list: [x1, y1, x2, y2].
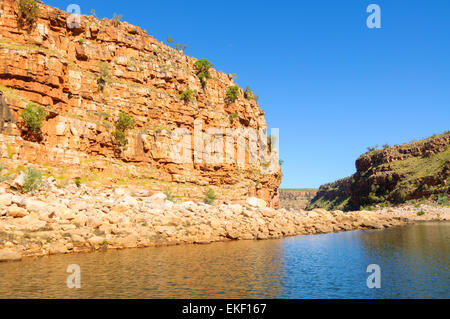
[0, 240, 285, 299]
[0, 223, 448, 299]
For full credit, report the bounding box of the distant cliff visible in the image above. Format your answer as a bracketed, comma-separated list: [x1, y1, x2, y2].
[279, 189, 317, 210]
[309, 132, 450, 211]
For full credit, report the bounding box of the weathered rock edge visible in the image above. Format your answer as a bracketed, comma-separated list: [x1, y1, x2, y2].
[2, 184, 437, 262]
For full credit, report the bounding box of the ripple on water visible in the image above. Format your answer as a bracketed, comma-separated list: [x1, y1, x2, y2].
[0, 222, 448, 298]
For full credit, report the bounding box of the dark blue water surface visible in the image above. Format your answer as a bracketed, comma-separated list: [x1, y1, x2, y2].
[0, 222, 448, 298]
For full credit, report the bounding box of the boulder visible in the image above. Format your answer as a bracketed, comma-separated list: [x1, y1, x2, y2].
[119, 195, 139, 207]
[115, 188, 127, 196]
[24, 199, 50, 215]
[11, 172, 25, 190]
[68, 200, 89, 212]
[147, 192, 167, 208]
[150, 192, 166, 203]
[246, 197, 267, 208]
[0, 250, 22, 262]
[88, 236, 106, 246]
[7, 204, 28, 218]
[0, 193, 12, 206]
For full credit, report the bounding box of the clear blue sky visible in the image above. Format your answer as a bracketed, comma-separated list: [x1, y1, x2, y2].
[46, 0, 450, 189]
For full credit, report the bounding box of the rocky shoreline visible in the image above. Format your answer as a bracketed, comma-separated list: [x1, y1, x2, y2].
[1, 177, 449, 263]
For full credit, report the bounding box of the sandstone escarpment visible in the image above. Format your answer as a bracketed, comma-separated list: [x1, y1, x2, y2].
[279, 189, 317, 210]
[309, 132, 450, 211]
[0, 0, 281, 206]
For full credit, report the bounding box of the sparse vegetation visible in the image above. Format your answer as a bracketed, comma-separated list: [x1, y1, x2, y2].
[18, 0, 40, 26]
[21, 168, 42, 193]
[164, 188, 175, 202]
[113, 112, 135, 148]
[229, 113, 239, 122]
[438, 195, 449, 206]
[74, 177, 82, 188]
[0, 164, 11, 182]
[178, 89, 196, 103]
[7, 145, 15, 159]
[111, 13, 123, 26]
[204, 188, 216, 205]
[244, 86, 255, 100]
[226, 86, 240, 103]
[194, 59, 213, 88]
[174, 44, 188, 52]
[310, 132, 450, 211]
[367, 145, 379, 152]
[166, 36, 174, 44]
[97, 62, 109, 92]
[21, 104, 47, 133]
[417, 210, 425, 216]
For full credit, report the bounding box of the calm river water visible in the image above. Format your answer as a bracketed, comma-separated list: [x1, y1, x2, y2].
[0, 222, 448, 298]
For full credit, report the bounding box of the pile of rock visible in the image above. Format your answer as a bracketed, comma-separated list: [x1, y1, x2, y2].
[0, 177, 423, 262]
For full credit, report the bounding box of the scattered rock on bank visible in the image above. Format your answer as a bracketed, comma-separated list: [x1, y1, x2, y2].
[0, 250, 22, 262]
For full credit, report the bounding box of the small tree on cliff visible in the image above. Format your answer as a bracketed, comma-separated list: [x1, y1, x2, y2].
[194, 59, 213, 88]
[20, 104, 47, 142]
[204, 188, 216, 205]
[178, 88, 197, 103]
[244, 86, 255, 100]
[97, 62, 109, 92]
[113, 112, 135, 149]
[18, 0, 40, 27]
[226, 86, 240, 103]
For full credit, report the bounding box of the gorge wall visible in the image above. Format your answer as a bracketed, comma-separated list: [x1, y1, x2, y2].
[309, 132, 450, 211]
[0, 0, 281, 207]
[279, 189, 317, 210]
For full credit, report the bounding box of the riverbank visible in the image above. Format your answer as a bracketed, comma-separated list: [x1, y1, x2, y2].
[1, 179, 449, 262]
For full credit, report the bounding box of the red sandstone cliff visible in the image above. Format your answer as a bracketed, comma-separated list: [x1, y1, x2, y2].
[0, 0, 281, 206]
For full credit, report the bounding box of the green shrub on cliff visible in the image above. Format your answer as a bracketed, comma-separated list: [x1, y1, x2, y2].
[194, 59, 213, 88]
[97, 62, 110, 92]
[229, 113, 239, 123]
[226, 86, 240, 103]
[244, 86, 255, 100]
[22, 168, 42, 193]
[74, 177, 82, 188]
[179, 89, 196, 103]
[164, 188, 175, 202]
[111, 13, 123, 26]
[21, 104, 47, 133]
[113, 112, 135, 148]
[18, 0, 40, 26]
[204, 188, 216, 205]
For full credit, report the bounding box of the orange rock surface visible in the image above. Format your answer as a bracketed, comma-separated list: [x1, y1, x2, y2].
[0, 0, 281, 207]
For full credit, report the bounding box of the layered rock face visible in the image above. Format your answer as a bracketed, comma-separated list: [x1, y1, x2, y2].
[279, 189, 317, 210]
[309, 133, 450, 211]
[0, 0, 281, 206]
